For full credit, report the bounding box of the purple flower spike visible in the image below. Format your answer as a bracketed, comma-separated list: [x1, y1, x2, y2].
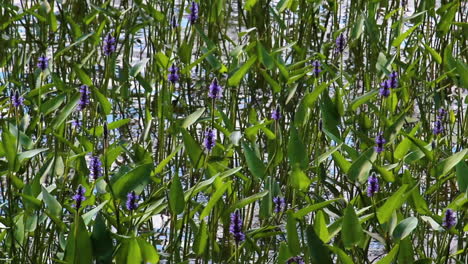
[126, 191, 140, 211]
[442, 209, 456, 229]
[273, 196, 286, 213]
[433, 120, 444, 135]
[271, 106, 281, 121]
[312, 60, 321, 77]
[374, 133, 386, 154]
[37, 56, 49, 71]
[71, 119, 82, 128]
[287, 256, 305, 264]
[168, 64, 180, 84]
[103, 33, 116, 56]
[11, 90, 24, 108]
[189, 1, 199, 24]
[171, 15, 179, 28]
[208, 77, 223, 99]
[72, 185, 86, 209]
[203, 129, 216, 151]
[230, 210, 245, 243]
[367, 174, 379, 197]
[336, 33, 346, 53]
[89, 156, 103, 180]
[388, 71, 398, 88]
[379, 80, 391, 97]
[78, 85, 91, 110]
[437, 108, 447, 120]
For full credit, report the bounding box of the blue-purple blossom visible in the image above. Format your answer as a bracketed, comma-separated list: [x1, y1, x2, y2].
[72, 185, 86, 209]
[437, 108, 447, 120]
[271, 106, 281, 121]
[230, 210, 245, 243]
[89, 156, 103, 180]
[388, 71, 398, 89]
[433, 120, 444, 135]
[379, 80, 391, 97]
[312, 60, 321, 77]
[287, 256, 305, 264]
[374, 133, 386, 153]
[336, 33, 346, 53]
[367, 174, 379, 197]
[71, 119, 82, 128]
[11, 90, 24, 108]
[273, 196, 286, 213]
[103, 33, 116, 56]
[37, 56, 49, 71]
[188, 1, 199, 24]
[203, 129, 216, 151]
[168, 64, 180, 84]
[126, 191, 139, 211]
[78, 85, 91, 110]
[171, 15, 178, 28]
[442, 209, 456, 229]
[208, 78, 223, 99]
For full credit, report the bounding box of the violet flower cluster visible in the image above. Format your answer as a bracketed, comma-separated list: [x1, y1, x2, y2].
[37, 56, 49, 71]
[72, 185, 86, 209]
[287, 256, 305, 264]
[367, 174, 379, 197]
[312, 60, 321, 77]
[126, 191, 140, 211]
[89, 156, 103, 180]
[433, 107, 446, 135]
[208, 78, 223, 99]
[336, 33, 346, 53]
[103, 34, 116, 56]
[203, 129, 216, 151]
[380, 71, 398, 97]
[442, 209, 456, 229]
[78, 85, 91, 110]
[230, 210, 245, 243]
[374, 133, 386, 154]
[273, 196, 286, 213]
[189, 1, 199, 24]
[168, 64, 179, 84]
[11, 90, 24, 108]
[271, 106, 281, 121]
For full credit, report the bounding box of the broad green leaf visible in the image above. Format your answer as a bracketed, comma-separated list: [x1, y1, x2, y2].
[314, 210, 329, 242]
[294, 199, 342, 218]
[82, 201, 108, 225]
[393, 217, 418, 240]
[257, 41, 274, 70]
[54, 32, 94, 58]
[228, 191, 269, 213]
[245, 0, 258, 11]
[376, 244, 400, 264]
[200, 182, 229, 219]
[328, 246, 355, 264]
[456, 161, 468, 192]
[286, 212, 301, 256]
[73, 64, 93, 86]
[242, 141, 266, 180]
[18, 148, 48, 162]
[154, 144, 183, 174]
[228, 55, 257, 86]
[91, 214, 114, 264]
[377, 185, 409, 224]
[169, 173, 185, 215]
[92, 87, 112, 116]
[182, 108, 205, 129]
[290, 167, 311, 191]
[306, 225, 333, 264]
[342, 205, 363, 249]
[423, 44, 442, 64]
[193, 221, 209, 255]
[433, 149, 468, 178]
[41, 186, 62, 217]
[392, 23, 421, 47]
[111, 163, 154, 199]
[348, 147, 377, 183]
[137, 238, 159, 263]
[288, 126, 307, 169]
[182, 130, 204, 169]
[52, 94, 80, 129]
[350, 89, 378, 111]
[130, 58, 150, 77]
[65, 215, 93, 264]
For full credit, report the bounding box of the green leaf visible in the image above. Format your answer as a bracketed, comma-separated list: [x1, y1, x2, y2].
[433, 149, 468, 178]
[130, 58, 150, 77]
[65, 215, 93, 264]
[423, 44, 442, 64]
[342, 205, 363, 249]
[228, 191, 269, 213]
[351, 14, 365, 40]
[2, 128, 18, 171]
[456, 161, 468, 192]
[91, 214, 114, 264]
[73, 64, 93, 86]
[41, 186, 62, 217]
[52, 93, 80, 129]
[92, 87, 112, 116]
[350, 89, 378, 111]
[116, 238, 142, 264]
[193, 221, 209, 255]
[348, 147, 377, 183]
[314, 210, 329, 242]
[17, 148, 48, 162]
[306, 225, 333, 264]
[182, 108, 205, 129]
[111, 163, 154, 199]
[436, 2, 458, 34]
[286, 212, 301, 256]
[228, 55, 257, 86]
[393, 217, 418, 241]
[154, 144, 183, 174]
[200, 182, 229, 219]
[242, 141, 266, 180]
[257, 41, 274, 70]
[376, 244, 400, 264]
[294, 199, 342, 219]
[82, 201, 108, 225]
[244, 0, 258, 11]
[182, 130, 204, 169]
[328, 246, 355, 264]
[54, 32, 94, 59]
[137, 238, 159, 263]
[169, 174, 185, 215]
[290, 167, 311, 191]
[377, 185, 409, 224]
[392, 23, 421, 47]
[288, 126, 308, 169]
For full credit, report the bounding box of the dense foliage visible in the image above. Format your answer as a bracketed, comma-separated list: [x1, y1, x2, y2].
[0, 0, 467, 263]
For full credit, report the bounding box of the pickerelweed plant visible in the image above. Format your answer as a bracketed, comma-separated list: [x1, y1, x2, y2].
[0, 0, 466, 263]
